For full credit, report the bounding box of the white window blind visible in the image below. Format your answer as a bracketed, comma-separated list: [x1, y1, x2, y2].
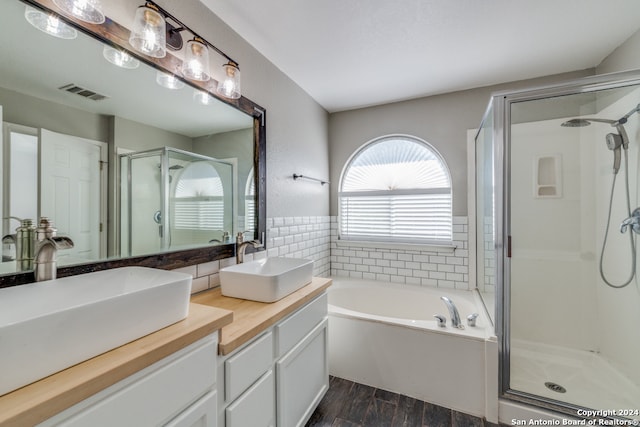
[173, 161, 225, 230]
[174, 198, 224, 229]
[339, 136, 452, 244]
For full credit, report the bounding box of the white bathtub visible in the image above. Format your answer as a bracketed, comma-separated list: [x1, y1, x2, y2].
[327, 277, 498, 418]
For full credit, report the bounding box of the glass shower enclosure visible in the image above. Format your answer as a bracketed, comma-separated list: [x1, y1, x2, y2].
[120, 147, 234, 257]
[476, 70, 640, 420]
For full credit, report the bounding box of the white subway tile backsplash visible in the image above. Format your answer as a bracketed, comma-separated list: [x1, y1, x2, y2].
[183, 215, 468, 295]
[330, 216, 470, 290]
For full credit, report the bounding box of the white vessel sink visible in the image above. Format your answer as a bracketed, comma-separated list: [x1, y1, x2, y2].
[0, 266, 192, 396]
[220, 257, 313, 302]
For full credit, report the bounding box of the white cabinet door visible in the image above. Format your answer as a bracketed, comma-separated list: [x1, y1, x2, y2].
[165, 390, 217, 427]
[276, 319, 328, 427]
[44, 337, 217, 427]
[225, 370, 275, 427]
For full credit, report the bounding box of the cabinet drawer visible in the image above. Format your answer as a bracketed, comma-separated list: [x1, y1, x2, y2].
[224, 331, 273, 402]
[226, 370, 275, 427]
[276, 293, 327, 357]
[54, 336, 217, 427]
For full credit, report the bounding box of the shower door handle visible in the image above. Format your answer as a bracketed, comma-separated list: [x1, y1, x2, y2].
[620, 208, 640, 234]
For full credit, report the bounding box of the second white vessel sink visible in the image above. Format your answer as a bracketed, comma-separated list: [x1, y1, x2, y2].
[0, 266, 192, 397]
[220, 257, 313, 302]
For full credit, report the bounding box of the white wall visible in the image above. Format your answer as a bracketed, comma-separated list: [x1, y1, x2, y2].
[509, 119, 598, 351]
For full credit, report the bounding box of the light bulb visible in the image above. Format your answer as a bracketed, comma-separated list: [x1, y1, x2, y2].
[103, 46, 140, 69]
[156, 71, 185, 90]
[216, 62, 241, 99]
[193, 89, 213, 105]
[182, 38, 210, 82]
[129, 5, 166, 58]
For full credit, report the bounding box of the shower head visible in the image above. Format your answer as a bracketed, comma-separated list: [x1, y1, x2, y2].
[157, 164, 185, 171]
[561, 119, 591, 127]
[561, 117, 617, 127]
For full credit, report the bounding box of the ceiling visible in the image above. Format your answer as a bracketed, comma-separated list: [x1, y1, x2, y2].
[200, 0, 640, 113]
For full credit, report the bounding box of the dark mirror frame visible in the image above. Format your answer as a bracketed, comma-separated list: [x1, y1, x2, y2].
[0, 0, 266, 288]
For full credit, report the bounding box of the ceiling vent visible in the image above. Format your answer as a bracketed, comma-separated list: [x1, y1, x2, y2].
[58, 83, 109, 101]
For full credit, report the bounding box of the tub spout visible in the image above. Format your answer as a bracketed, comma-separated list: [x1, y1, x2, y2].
[440, 296, 463, 329]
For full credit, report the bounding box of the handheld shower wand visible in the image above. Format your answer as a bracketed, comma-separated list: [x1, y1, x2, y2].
[561, 114, 636, 288]
[605, 132, 623, 174]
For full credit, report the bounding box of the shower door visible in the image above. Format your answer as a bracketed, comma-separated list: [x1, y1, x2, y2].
[483, 71, 640, 420]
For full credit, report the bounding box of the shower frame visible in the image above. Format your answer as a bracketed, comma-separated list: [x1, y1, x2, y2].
[119, 146, 235, 256]
[478, 69, 640, 417]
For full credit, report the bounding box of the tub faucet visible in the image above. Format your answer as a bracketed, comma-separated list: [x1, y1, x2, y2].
[440, 296, 463, 329]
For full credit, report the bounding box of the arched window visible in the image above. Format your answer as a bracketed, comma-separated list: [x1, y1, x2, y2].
[339, 135, 452, 244]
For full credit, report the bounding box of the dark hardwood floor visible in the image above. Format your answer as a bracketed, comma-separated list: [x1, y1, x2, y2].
[306, 376, 503, 427]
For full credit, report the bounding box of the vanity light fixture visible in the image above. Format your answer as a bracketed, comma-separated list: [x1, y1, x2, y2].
[182, 37, 210, 82]
[129, 3, 166, 58]
[24, 6, 77, 39]
[156, 71, 185, 90]
[129, 0, 242, 99]
[52, 0, 105, 24]
[103, 46, 140, 69]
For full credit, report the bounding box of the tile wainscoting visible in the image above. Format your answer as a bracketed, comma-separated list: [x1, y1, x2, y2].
[180, 215, 469, 294]
[330, 216, 470, 290]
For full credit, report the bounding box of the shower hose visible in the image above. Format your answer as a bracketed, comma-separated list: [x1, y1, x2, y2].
[600, 148, 637, 288]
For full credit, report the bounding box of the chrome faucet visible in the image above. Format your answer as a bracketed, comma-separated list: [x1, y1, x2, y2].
[33, 218, 74, 282]
[440, 296, 463, 329]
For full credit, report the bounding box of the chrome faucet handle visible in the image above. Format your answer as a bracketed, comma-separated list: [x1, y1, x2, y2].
[467, 313, 479, 327]
[433, 314, 446, 327]
[620, 207, 640, 233]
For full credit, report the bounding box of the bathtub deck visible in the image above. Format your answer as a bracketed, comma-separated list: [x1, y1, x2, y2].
[305, 376, 503, 427]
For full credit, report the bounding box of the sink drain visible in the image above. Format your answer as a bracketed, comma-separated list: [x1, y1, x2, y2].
[545, 382, 567, 393]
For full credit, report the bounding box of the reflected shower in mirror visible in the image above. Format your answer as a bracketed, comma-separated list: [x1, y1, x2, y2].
[0, 0, 264, 281]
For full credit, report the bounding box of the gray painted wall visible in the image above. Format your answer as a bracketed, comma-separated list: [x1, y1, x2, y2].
[0, 86, 109, 142]
[597, 29, 640, 75]
[328, 70, 594, 216]
[171, 0, 330, 219]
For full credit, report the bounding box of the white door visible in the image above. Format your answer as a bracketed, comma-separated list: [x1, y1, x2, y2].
[40, 129, 103, 262]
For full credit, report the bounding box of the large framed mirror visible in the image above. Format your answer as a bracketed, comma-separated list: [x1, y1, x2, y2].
[0, 0, 266, 287]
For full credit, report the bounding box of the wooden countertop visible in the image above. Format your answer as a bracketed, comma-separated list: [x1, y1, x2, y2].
[191, 276, 332, 355]
[0, 303, 233, 427]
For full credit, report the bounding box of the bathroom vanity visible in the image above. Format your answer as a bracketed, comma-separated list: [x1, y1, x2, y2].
[0, 277, 331, 427]
[192, 277, 331, 427]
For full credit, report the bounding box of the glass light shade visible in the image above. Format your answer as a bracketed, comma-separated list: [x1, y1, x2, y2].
[24, 6, 77, 39]
[181, 38, 210, 82]
[216, 62, 241, 99]
[156, 71, 185, 90]
[103, 46, 140, 69]
[193, 89, 214, 105]
[52, 0, 105, 24]
[129, 5, 166, 58]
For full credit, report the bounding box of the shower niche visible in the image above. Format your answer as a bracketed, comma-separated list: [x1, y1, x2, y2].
[475, 71, 640, 421]
[534, 154, 561, 198]
[119, 147, 235, 257]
